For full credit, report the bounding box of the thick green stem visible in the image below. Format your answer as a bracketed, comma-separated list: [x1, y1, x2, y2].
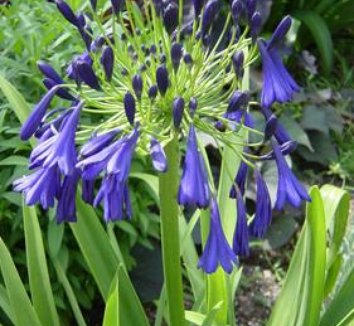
[159, 135, 185, 326]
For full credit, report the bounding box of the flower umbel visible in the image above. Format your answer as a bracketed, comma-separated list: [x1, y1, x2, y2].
[15, 0, 309, 274]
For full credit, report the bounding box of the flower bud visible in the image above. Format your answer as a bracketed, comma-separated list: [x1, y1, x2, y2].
[132, 74, 143, 100]
[148, 85, 158, 100]
[231, 0, 243, 23]
[227, 91, 248, 113]
[192, 0, 205, 17]
[232, 50, 244, 78]
[76, 60, 100, 90]
[246, 0, 257, 21]
[55, 0, 79, 27]
[37, 61, 64, 84]
[201, 0, 219, 36]
[156, 65, 169, 96]
[43, 78, 75, 101]
[250, 11, 262, 42]
[173, 97, 185, 128]
[163, 2, 178, 34]
[100, 46, 114, 81]
[183, 53, 193, 65]
[111, 0, 124, 14]
[171, 42, 183, 71]
[189, 97, 198, 117]
[124, 92, 136, 125]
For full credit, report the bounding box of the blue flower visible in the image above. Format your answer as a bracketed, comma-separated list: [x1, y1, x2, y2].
[249, 170, 272, 238]
[94, 177, 132, 222]
[272, 140, 310, 210]
[20, 87, 58, 141]
[233, 188, 249, 257]
[178, 125, 210, 208]
[230, 159, 248, 197]
[80, 129, 120, 157]
[258, 16, 300, 108]
[57, 169, 80, 223]
[31, 103, 82, 175]
[261, 106, 291, 144]
[100, 46, 114, 81]
[124, 92, 136, 125]
[173, 97, 185, 128]
[150, 138, 168, 172]
[13, 166, 60, 209]
[82, 179, 95, 205]
[198, 198, 237, 273]
[55, 0, 79, 27]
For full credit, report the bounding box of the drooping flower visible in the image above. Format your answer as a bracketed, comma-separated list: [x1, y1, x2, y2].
[42, 78, 75, 101]
[80, 129, 120, 157]
[259, 16, 300, 108]
[20, 87, 58, 141]
[248, 170, 272, 237]
[55, 0, 79, 27]
[198, 198, 237, 273]
[150, 137, 168, 172]
[261, 106, 291, 144]
[272, 140, 310, 210]
[13, 166, 60, 209]
[230, 159, 248, 197]
[82, 178, 95, 204]
[56, 169, 81, 223]
[37, 61, 64, 84]
[178, 125, 210, 208]
[76, 59, 100, 90]
[233, 188, 249, 257]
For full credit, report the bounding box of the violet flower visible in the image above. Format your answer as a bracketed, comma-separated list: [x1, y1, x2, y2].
[178, 125, 210, 208]
[233, 188, 249, 257]
[150, 138, 168, 173]
[198, 198, 237, 273]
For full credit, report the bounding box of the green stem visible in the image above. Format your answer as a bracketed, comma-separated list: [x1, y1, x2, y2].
[159, 134, 185, 326]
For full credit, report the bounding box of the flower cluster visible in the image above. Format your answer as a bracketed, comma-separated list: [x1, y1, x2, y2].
[15, 0, 310, 273]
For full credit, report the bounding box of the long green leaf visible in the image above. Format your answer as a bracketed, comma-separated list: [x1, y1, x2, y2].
[0, 237, 41, 326]
[70, 197, 149, 326]
[23, 204, 60, 326]
[268, 186, 326, 326]
[103, 270, 120, 326]
[293, 10, 333, 75]
[326, 0, 354, 30]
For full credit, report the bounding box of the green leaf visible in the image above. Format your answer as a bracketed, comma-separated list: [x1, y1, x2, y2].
[326, 0, 354, 30]
[0, 74, 31, 124]
[300, 105, 329, 135]
[320, 184, 350, 296]
[0, 237, 41, 326]
[268, 186, 326, 326]
[0, 156, 28, 166]
[103, 270, 120, 326]
[23, 204, 60, 326]
[294, 10, 333, 75]
[70, 197, 149, 326]
[320, 266, 354, 326]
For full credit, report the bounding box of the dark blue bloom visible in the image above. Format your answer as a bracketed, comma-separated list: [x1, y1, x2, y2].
[100, 46, 114, 81]
[233, 188, 249, 256]
[198, 198, 237, 273]
[225, 110, 254, 128]
[230, 159, 248, 197]
[248, 170, 272, 237]
[173, 97, 185, 128]
[250, 11, 261, 42]
[201, 0, 219, 36]
[227, 91, 248, 113]
[171, 43, 183, 71]
[178, 125, 210, 208]
[20, 87, 58, 141]
[156, 65, 169, 96]
[13, 166, 60, 209]
[32, 103, 82, 175]
[56, 169, 80, 223]
[163, 2, 179, 34]
[132, 74, 143, 100]
[231, 0, 243, 24]
[55, 0, 79, 27]
[272, 140, 310, 210]
[192, 0, 205, 17]
[76, 59, 100, 90]
[246, 0, 257, 21]
[148, 85, 158, 100]
[261, 106, 291, 144]
[37, 60, 64, 84]
[189, 97, 198, 117]
[67, 52, 93, 81]
[264, 114, 278, 140]
[82, 178, 95, 204]
[111, 0, 124, 14]
[232, 50, 244, 79]
[183, 53, 193, 65]
[42, 78, 75, 101]
[34, 109, 71, 140]
[124, 92, 136, 125]
[94, 177, 132, 222]
[80, 129, 120, 157]
[259, 16, 300, 108]
[150, 137, 168, 172]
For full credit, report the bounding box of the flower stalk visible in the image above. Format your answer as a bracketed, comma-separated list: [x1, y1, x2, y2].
[159, 134, 185, 326]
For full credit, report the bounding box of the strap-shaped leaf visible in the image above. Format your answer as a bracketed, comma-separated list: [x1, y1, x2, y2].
[268, 186, 326, 326]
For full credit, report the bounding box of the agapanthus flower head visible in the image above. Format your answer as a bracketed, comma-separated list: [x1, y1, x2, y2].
[198, 198, 237, 273]
[259, 16, 300, 108]
[16, 0, 309, 274]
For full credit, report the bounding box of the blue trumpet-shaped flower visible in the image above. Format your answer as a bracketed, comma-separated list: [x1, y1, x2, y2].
[230, 159, 248, 197]
[233, 188, 249, 257]
[249, 170, 272, 238]
[80, 129, 120, 157]
[13, 166, 60, 209]
[178, 125, 210, 208]
[259, 16, 300, 108]
[198, 198, 237, 273]
[57, 169, 80, 223]
[150, 138, 168, 172]
[272, 140, 310, 210]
